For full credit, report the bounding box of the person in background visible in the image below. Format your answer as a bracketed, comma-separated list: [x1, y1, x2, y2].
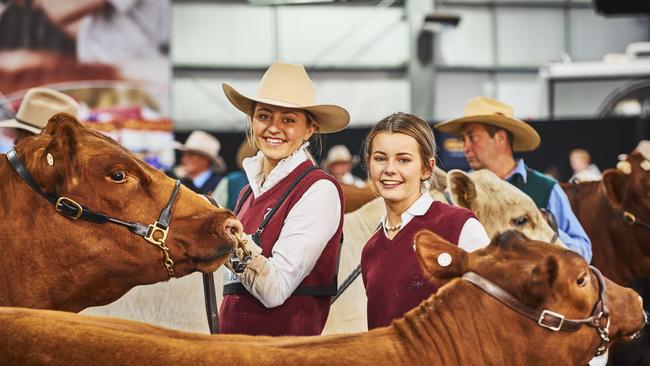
[569, 148, 602, 182]
[219, 61, 349, 336]
[0, 87, 79, 146]
[435, 96, 592, 262]
[212, 140, 257, 210]
[322, 144, 365, 188]
[360, 112, 490, 330]
[172, 130, 226, 195]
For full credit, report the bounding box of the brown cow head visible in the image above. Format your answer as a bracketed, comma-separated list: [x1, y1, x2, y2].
[447, 169, 560, 244]
[602, 145, 650, 233]
[10, 114, 242, 309]
[414, 230, 646, 357]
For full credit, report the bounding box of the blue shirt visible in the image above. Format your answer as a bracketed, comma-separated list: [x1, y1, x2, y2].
[506, 159, 592, 262]
[192, 169, 212, 189]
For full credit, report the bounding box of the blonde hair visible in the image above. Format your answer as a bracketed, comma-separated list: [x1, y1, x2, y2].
[361, 112, 438, 192]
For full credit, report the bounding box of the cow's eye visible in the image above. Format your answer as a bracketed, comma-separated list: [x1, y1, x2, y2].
[513, 216, 528, 226]
[576, 276, 587, 287]
[110, 171, 127, 183]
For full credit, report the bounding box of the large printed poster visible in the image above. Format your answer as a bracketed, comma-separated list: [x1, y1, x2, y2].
[0, 0, 172, 168]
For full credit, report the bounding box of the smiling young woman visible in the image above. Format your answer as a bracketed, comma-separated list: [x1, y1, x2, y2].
[360, 112, 491, 330]
[218, 61, 350, 336]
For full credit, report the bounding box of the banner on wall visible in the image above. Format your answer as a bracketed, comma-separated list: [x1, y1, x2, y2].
[0, 0, 173, 169]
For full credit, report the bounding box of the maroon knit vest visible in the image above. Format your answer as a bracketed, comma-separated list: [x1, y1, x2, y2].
[361, 201, 476, 329]
[220, 161, 344, 336]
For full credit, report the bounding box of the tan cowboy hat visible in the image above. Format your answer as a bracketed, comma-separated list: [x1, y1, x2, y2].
[435, 96, 540, 152]
[322, 145, 358, 168]
[175, 130, 227, 172]
[0, 87, 79, 134]
[222, 61, 350, 133]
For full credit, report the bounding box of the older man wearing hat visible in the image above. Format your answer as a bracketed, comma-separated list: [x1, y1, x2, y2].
[322, 145, 365, 188]
[173, 130, 226, 195]
[435, 96, 592, 262]
[0, 87, 79, 145]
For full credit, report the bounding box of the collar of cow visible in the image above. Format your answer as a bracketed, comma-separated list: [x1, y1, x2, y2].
[462, 266, 611, 357]
[6, 148, 181, 277]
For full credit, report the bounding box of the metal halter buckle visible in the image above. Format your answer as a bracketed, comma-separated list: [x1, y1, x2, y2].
[144, 221, 169, 246]
[55, 197, 83, 220]
[538, 309, 565, 331]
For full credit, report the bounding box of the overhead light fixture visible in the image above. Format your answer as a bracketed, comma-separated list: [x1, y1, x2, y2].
[422, 11, 461, 32]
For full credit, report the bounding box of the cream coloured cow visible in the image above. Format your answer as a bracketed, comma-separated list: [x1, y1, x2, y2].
[83, 168, 560, 335]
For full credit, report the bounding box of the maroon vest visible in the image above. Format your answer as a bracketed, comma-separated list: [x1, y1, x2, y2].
[361, 201, 475, 330]
[220, 161, 344, 336]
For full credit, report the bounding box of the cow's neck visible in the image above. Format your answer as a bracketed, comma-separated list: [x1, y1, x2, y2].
[388, 279, 597, 366]
[573, 181, 648, 285]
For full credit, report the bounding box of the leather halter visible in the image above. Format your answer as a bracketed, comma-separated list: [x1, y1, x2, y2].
[463, 265, 611, 357]
[6, 148, 181, 277]
[540, 208, 560, 244]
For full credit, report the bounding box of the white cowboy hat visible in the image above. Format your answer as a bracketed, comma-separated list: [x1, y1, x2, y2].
[322, 145, 358, 168]
[175, 130, 226, 172]
[435, 96, 541, 152]
[0, 87, 79, 134]
[222, 61, 350, 134]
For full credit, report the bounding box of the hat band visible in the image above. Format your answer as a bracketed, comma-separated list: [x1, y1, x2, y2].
[14, 117, 42, 129]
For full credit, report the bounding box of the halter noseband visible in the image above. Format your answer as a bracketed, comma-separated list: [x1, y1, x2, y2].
[7, 148, 181, 277]
[463, 265, 611, 357]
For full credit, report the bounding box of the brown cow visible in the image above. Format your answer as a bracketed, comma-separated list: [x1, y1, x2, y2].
[0, 113, 243, 312]
[561, 143, 650, 287]
[0, 230, 645, 366]
[561, 142, 650, 366]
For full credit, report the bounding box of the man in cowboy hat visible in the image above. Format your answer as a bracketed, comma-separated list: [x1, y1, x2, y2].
[172, 130, 226, 195]
[0, 87, 79, 145]
[435, 96, 592, 262]
[322, 145, 365, 188]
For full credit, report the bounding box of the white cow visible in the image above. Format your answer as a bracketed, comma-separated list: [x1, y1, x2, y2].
[83, 169, 560, 335]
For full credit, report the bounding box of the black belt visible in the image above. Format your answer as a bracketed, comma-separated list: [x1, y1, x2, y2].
[223, 283, 337, 297]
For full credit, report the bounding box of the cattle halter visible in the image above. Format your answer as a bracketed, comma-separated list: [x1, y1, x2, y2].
[6, 149, 181, 277]
[462, 265, 611, 357]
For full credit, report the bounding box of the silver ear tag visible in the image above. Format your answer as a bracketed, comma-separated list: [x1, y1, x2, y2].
[437, 252, 452, 267]
[46, 153, 54, 166]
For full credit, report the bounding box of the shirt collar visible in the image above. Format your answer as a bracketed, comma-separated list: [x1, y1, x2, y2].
[380, 193, 433, 230]
[192, 169, 212, 188]
[242, 142, 311, 197]
[504, 158, 528, 184]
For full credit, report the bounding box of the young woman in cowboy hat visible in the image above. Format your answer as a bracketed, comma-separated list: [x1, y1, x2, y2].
[360, 112, 490, 330]
[219, 61, 349, 336]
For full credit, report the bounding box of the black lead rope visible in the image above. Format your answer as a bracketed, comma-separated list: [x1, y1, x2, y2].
[7, 148, 182, 276]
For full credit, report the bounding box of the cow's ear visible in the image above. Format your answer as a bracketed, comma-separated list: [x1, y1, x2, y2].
[522, 255, 559, 307]
[447, 169, 476, 210]
[37, 114, 81, 192]
[415, 230, 466, 280]
[602, 170, 628, 209]
[433, 166, 448, 191]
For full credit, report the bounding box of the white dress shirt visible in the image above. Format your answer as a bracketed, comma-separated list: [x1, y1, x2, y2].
[380, 193, 490, 252]
[227, 144, 342, 308]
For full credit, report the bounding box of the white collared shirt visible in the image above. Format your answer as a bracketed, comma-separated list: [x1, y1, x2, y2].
[381, 194, 490, 252]
[234, 144, 342, 308]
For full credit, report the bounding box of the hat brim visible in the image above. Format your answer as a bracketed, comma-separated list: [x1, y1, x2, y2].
[174, 144, 227, 173]
[0, 118, 41, 135]
[222, 83, 350, 134]
[434, 115, 540, 152]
